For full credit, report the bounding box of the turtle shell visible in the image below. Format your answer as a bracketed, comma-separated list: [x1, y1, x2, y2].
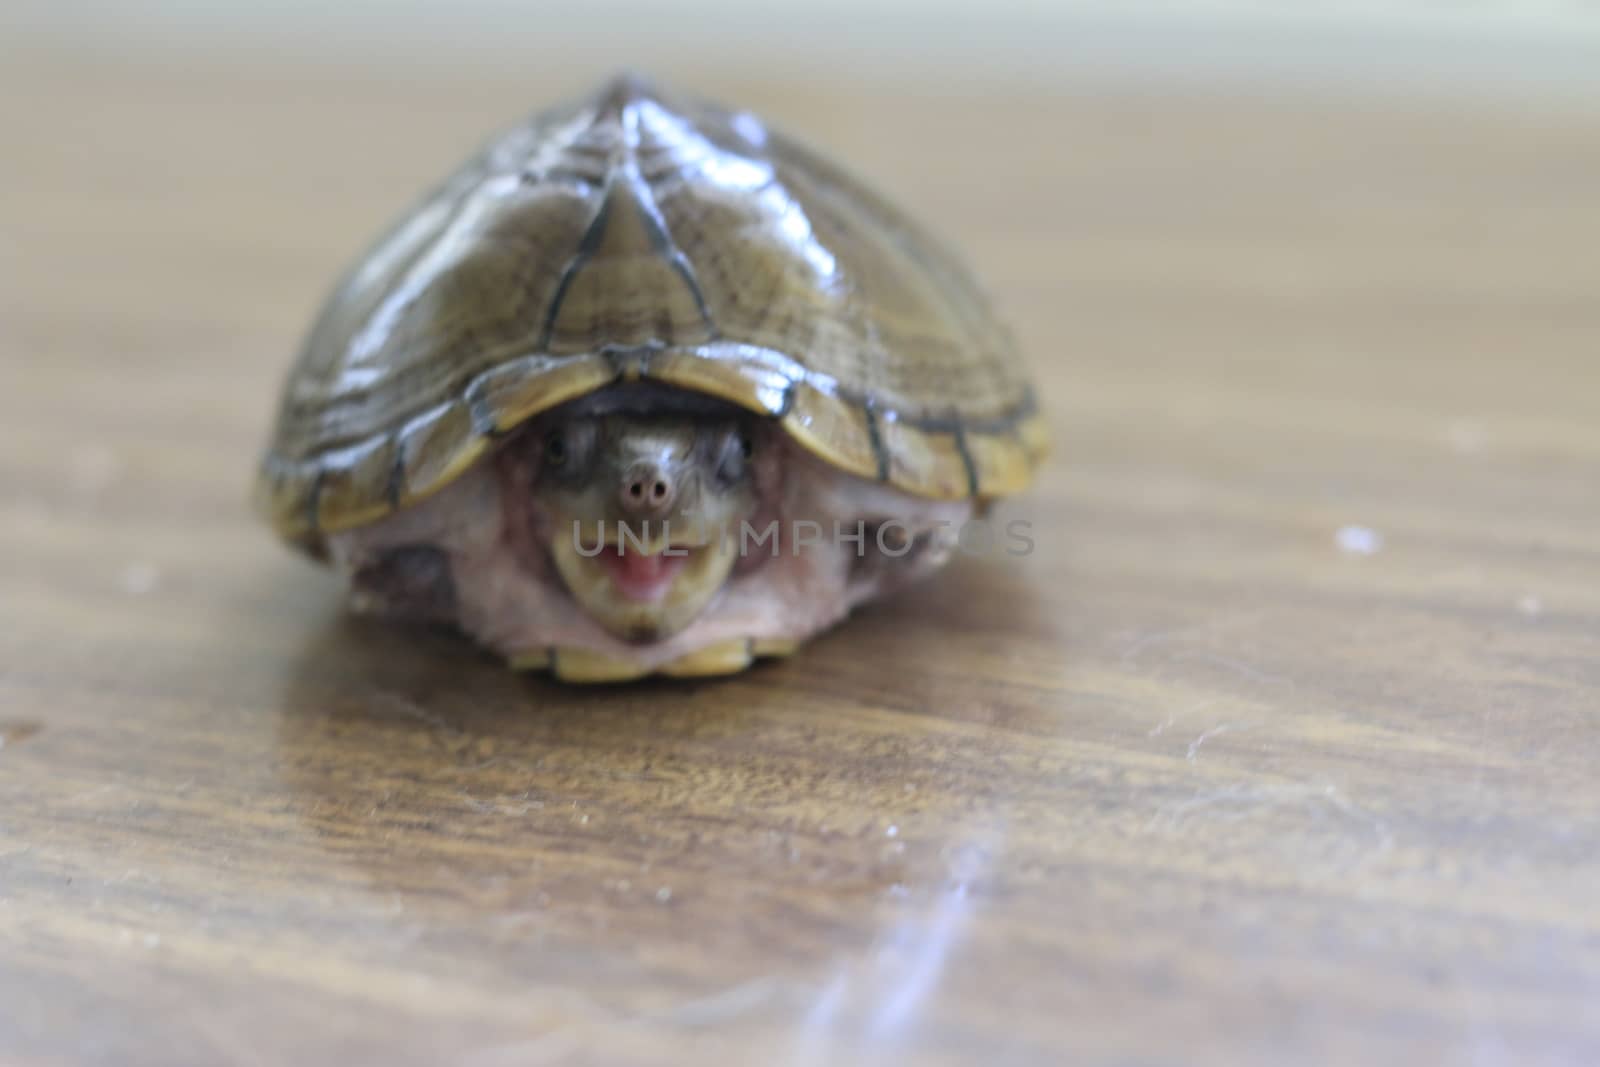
[256, 74, 1046, 552]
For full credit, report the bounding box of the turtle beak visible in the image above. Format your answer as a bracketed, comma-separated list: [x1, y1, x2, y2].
[540, 418, 756, 643]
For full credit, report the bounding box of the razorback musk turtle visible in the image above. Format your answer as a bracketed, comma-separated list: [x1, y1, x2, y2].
[256, 74, 1046, 682]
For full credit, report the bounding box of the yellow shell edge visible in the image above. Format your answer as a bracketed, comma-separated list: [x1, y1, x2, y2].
[510, 635, 796, 682]
[778, 383, 883, 484]
[879, 418, 969, 500]
[550, 647, 652, 684]
[749, 637, 800, 658]
[659, 639, 755, 678]
[1016, 410, 1051, 464]
[255, 351, 1044, 547]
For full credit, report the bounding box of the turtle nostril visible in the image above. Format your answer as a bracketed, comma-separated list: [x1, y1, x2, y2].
[621, 466, 674, 514]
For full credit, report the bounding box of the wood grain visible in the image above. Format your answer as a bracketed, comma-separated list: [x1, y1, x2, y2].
[1, 50, 1598, 1067]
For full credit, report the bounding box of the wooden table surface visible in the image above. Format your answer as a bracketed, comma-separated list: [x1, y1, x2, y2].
[2, 50, 1598, 1067]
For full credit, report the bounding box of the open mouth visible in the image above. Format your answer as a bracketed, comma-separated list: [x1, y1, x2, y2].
[547, 521, 743, 643]
[594, 543, 705, 602]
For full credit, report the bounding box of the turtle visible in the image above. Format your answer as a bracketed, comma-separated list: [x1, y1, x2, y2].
[255, 74, 1047, 682]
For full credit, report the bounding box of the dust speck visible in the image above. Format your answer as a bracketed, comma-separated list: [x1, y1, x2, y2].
[1335, 526, 1383, 556]
[655, 886, 673, 903]
[885, 825, 899, 838]
[1517, 595, 1543, 617]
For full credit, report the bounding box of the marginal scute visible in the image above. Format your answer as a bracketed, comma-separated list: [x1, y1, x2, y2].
[468, 353, 615, 433]
[313, 437, 398, 534]
[965, 428, 1035, 498]
[1016, 411, 1051, 466]
[396, 401, 488, 509]
[256, 75, 1045, 552]
[879, 419, 971, 500]
[646, 349, 791, 417]
[779, 386, 882, 484]
[254, 456, 316, 540]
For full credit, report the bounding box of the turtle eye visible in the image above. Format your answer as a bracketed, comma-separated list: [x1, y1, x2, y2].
[539, 420, 596, 484]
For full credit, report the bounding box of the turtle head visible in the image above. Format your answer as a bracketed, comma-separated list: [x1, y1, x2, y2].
[529, 392, 762, 642]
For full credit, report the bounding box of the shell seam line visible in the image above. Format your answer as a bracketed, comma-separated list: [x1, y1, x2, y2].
[537, 183, 616, 350]
[862, 404, 891, 482]
[384, 431, 408, 509]
[622, 164, 720, 340]
[773, 381, 797, 419]
[953, 424, 980, 497]
[466, 388, 500, 439]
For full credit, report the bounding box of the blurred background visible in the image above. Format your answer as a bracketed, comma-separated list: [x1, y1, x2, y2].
[8, 1, 1600, 96]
